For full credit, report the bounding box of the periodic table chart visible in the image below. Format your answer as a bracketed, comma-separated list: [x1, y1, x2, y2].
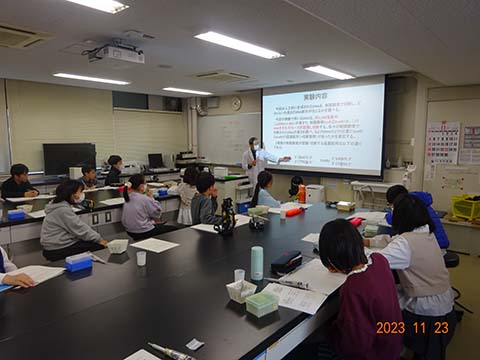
[426, 121, 460, 165]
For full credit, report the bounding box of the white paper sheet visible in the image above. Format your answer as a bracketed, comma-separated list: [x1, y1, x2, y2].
[268, 202, 313, 214]
[263, 283, 328, 315]
[191, 214, 251, 233]
[26, 207, 81, 219]
[98, 186, 120, 191]
[83, 188, 99, 193]
[147, 182, 166, 188]
[347, 211, 387, 224]
[100, 197, 125, 206]
[7, 265, 65, 285]
[6, 194, 55, 203]
[124, 349, 161, 360]
[130, 238, 179, 254]
[280, 259, 347, 296]
[301, 233, 319, 244]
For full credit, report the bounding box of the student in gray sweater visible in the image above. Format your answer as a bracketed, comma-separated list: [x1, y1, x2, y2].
[41, 180, 108, 261]
[191, 172, 222, 226]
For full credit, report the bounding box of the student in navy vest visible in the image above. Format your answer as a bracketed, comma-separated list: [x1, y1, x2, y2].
[0, 246, 34, 288]
[366, 195, 456, 360]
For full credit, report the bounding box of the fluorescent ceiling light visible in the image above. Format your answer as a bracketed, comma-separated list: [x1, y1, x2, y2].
[303, 65, 354, 80]
[163, 87, 212, 96]
[194, 31, 284, 60]
[66, 0, 129, 14]
[53, 73, 130, 85]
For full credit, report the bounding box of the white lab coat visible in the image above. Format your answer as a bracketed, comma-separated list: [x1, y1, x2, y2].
[242, 148, 280, 188]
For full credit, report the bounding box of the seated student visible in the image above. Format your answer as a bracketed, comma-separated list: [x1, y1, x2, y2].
[104, 155, 123, 186]
[41, 180, 108, 261]
[78, 165, 97, 190]
[167, 166, 199, 225]
[122, 174, 177, 240]
[191, 172, 222, 226]
[0, 246, 34, 288]
[365, 195, 456, 360]
[317, 219, 402, 360]
[0, 163, 39, 199]
[250, 170, 281, 208]
[385, 185, 449, 249]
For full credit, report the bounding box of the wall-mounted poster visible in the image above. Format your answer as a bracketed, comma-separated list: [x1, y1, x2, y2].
[426, 121, 460, 165]
[464, 126, 480, 148]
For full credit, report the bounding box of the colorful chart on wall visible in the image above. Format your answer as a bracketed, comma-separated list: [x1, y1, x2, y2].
[426, 121, 460, 165]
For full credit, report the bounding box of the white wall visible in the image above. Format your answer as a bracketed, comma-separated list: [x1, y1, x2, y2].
[0, 79, 10, 173]
[7, 80, 115, 171]
[2, 80, 187, 172]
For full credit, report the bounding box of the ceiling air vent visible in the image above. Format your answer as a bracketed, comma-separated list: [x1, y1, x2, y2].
[193, 70, 251, 82]
[0, 23, 52, 49]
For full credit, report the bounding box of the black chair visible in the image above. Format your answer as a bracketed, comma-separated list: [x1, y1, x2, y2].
[444, 250, 473, 321]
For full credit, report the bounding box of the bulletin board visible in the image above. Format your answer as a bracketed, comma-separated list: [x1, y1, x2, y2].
[424, 99, 480, 211]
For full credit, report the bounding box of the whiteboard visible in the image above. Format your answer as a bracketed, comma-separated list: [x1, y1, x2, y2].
[198, 113, 261, 165]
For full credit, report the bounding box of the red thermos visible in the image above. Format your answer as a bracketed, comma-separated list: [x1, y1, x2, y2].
[298, 184, 306, 204]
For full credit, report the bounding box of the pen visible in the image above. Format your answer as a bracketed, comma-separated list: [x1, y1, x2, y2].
[148, 343, 196, 360]
[265, 277, 310, 290]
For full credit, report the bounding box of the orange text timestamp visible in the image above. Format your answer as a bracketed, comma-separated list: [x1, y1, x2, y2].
[376, 321, 450, 334]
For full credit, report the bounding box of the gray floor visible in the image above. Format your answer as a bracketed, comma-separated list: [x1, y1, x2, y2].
[4, 239, 479, 360]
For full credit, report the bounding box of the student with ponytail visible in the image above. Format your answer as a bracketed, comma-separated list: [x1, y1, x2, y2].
[121, 174, 177, 240]
[250, 171, 281, 208]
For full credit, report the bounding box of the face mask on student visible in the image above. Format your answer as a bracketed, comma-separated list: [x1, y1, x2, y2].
[254, 144, 260, 151]
[75, 192, 85, 204]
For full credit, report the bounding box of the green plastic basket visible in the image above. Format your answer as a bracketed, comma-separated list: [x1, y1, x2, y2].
[451, 195, 480, 221]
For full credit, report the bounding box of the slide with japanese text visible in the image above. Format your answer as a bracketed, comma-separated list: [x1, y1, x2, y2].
[262, 82, 385, 177]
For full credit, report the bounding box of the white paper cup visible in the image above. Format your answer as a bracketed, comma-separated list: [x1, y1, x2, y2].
[136, 251, 147, 267]
[234, 269, 245, 282]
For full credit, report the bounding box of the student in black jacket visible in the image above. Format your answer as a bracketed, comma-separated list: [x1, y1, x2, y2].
[104, 155, 123, 186]
[1, 164, 39, 199]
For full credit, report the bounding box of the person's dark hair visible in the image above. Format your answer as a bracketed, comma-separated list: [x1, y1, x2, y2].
[386, 184, 408, 204]
[392, 194, 435, 234]
[107, 155, 122, 166]
[81, 164, 96, 176]
[10, 163, 29, 177]
[251, 171, 273, 207]
[124, 174, 145, 202]
[196, 172, 215, 193]
[183, 166, 199, 186]
[53, 180, 84, 205]
[248, 137, 258, 145]
[319, 219, 368, 274]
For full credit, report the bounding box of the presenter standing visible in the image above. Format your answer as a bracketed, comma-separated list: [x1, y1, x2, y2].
[242, 137, 291, 188]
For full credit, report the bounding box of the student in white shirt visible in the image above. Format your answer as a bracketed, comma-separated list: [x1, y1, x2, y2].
[0, 246, 34, 288]
[365, 194, 456, 360]
[167, 166, 199, 225]
[250, 171, 281, 208]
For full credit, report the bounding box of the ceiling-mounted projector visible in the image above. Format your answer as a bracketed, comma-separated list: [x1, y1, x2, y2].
[85, 42, 145, 69]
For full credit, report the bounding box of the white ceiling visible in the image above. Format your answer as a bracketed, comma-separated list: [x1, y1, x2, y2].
[0, 0, 410, 96]
[1, 0, 474, 97]
[286, 0, 480, 86]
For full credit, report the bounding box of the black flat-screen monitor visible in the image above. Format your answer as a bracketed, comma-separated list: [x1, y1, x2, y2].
[43, 143, 96, 176]
[148, 153, 164, 168]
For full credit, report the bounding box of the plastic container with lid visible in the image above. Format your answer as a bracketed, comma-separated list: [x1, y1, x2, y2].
[65, 253, 93, 272]
[246, 292, 279, 318]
